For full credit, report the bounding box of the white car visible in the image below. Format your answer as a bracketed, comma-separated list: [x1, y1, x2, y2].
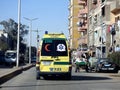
[5, 50, 17, 65]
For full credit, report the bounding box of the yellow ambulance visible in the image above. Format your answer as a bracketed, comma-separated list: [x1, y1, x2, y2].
[36, 31, 72, 80]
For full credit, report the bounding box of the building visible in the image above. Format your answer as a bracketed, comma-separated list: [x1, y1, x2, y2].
[88, 0, 120, 58]
[68, 0, 81, 49]
[77, 0, 88, 51]
[68, 0, 88, 51]
[69, 0, 120, 57]
[110, 0, 120, 52]
[88, 0, 104, 58]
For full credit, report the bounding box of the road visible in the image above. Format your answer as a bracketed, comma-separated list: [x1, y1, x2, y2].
[0, 67, 120, 90]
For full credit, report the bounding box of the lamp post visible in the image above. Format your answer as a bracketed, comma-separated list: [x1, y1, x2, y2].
[24, 17, 38, 64]
[16, 0, 21, 67]
[31, 29, 42, 62]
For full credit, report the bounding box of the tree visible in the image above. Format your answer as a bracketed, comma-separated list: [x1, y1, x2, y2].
[0, 35, 8, 51]
[0, 18, 28, 53]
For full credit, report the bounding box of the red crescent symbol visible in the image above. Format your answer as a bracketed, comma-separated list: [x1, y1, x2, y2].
[45, 44, 51, 51]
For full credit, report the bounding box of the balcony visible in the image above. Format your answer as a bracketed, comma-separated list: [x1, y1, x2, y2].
[78, 24, 88, 32]
[78, 14, 83, 18]
[78, 0, 86, 5]
[79, 7, 88, 15]
[92, 0, 97, 4]
[111, 0, 120, 14]
[78, 14, 87, 20]
[78, 35, 87, 44]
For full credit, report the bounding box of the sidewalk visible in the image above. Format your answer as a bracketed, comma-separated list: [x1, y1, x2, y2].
[0, 64, 34, 85]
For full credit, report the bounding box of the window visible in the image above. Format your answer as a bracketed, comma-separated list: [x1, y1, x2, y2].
[41, 39, 68, 56]
[6, 53, 16, 58]
[102, 6, 105, 16]
[102, 0, 105, 3]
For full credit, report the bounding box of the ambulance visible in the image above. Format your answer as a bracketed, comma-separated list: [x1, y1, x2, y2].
[36, 31, 72, 80]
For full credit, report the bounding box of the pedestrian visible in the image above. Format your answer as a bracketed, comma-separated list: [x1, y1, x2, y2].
[85, 59, 91, 72]
[75, 56, 81, 72]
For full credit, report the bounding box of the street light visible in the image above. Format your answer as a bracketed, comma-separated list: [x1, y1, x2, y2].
[16, 0, 21, 67]
[24, 17, 38, 64]
[32, 29, 42, 62]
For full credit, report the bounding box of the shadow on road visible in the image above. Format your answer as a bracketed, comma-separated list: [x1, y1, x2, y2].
[42, 75, 111, 81]
[71, 75, 111, 81]
[0, 75, 113, 89]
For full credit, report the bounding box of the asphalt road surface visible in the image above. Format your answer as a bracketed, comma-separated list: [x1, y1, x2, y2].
[0, 67, 120, 90]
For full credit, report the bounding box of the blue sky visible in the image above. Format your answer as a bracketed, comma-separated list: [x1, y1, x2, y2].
[0, 0, 69, 47]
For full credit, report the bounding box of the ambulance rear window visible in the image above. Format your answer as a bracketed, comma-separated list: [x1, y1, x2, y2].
[41, 39, 68, 56]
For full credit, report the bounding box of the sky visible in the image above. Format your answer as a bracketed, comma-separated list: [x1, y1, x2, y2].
[0, 0, 69, 47]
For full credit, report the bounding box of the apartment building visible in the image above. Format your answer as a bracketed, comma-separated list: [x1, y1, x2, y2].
[68, 0, 88, 51]
[88, 0, 104, 58]
[68, 0, 120, 57]
[77, 0, 88, 51]
[88, 0, 120, 58]
[68, 0, 81, 49]
[110, 0, 120, 52]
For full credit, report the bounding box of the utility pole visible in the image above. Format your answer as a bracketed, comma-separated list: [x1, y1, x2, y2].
[36, 30, 39, 62]
[16, 0, 21, 67]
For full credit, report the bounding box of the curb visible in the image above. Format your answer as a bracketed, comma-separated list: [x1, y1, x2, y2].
[22, 64, 35, 71]
[0, 64, 34, 85]
[0, 67, 22, 85]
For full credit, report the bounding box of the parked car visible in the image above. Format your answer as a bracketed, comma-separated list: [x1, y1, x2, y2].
[95, 58, 119, 73]
[4, 50, 17, 66]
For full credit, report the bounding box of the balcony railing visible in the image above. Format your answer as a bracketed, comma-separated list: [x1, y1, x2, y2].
[92, 0, 97, 4]
[79, 7, 88, 15]
[78, 0, 86, 5]
[78, 14, 87, 20]
[78, 24, 88, 32]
